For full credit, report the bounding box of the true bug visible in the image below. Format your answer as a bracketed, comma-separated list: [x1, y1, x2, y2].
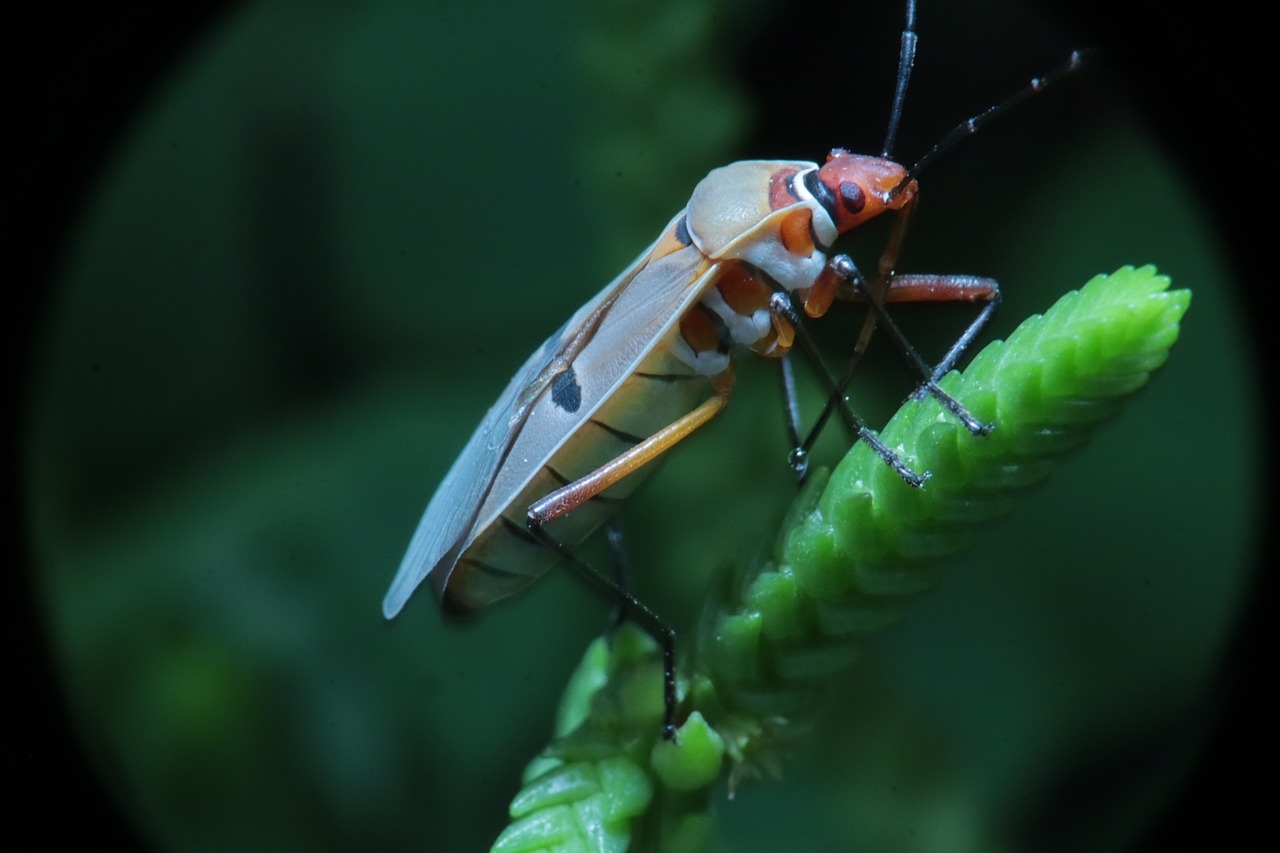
[383, 0, 1084, 737]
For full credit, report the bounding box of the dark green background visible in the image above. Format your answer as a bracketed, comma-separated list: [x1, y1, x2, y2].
[20, 1, 1266, 850]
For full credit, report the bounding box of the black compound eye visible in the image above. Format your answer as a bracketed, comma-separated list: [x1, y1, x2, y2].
[839, 181, 865, 214]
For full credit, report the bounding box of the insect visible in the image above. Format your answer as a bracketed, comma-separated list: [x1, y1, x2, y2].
[383, 0, 1084, 737]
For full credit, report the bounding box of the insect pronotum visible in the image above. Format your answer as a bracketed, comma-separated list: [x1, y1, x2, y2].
[383, 0, 1084, 738]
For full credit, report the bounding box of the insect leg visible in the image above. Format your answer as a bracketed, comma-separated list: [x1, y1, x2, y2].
[524, 520, 679, 740]
[604, 519, 629, 592]
[604, 518, 630, 625]
[528, 377, 733, 523]
[778, 356, 810, 480]
[881, 273, 1003, 380]
[525, 376, 734, 738]
[770, 291, 929, 487]
[835, 255, 1000, 433]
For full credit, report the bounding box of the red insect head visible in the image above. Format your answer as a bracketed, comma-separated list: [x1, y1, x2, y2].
[815, 148, 917, 234]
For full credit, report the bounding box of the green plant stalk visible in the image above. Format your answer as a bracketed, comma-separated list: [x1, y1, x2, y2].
[491, 266, 1191, 853]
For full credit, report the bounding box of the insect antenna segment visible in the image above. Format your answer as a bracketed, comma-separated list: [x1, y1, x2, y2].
[881, 0, 918, 159]
[892, 49, 1091, 199]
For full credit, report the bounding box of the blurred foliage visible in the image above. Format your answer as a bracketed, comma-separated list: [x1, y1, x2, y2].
[26, 0, 1257, 851]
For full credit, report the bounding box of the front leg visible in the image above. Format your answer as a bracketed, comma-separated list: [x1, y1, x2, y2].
[769, 290, 929, 488]
[827, 253, 1000, 437]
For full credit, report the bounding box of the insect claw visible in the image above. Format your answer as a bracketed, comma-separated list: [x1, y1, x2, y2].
[916, 380, 992, 436]
[967, 420, 995, 437]
[860, 426, 929, 487]
[900, 466, 931, 488]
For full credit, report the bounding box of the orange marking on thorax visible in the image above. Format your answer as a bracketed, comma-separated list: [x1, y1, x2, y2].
[778, 209, 815, 256]
[678, 306, 723, 355]
[716, 264, 773, 316]
[717, 262, 796, 358]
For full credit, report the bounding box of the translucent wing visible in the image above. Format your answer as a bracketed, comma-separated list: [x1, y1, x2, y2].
[383, 218, 714, 618]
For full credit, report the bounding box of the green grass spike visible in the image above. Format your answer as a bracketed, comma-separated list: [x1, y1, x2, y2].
[492, 266, 1190, 852]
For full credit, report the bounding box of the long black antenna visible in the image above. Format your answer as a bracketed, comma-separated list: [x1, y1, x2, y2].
[881, 0, 918, 158]
[891, 49, 1090, 198]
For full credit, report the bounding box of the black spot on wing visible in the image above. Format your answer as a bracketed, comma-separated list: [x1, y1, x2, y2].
[551, 365, 582, 412]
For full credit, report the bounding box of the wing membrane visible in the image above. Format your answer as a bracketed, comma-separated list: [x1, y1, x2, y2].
[383, 217, 713, 618]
